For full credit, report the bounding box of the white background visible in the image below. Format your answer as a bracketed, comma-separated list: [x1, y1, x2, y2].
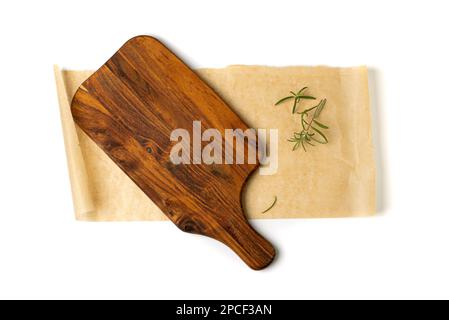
[0, 0, 448, 299]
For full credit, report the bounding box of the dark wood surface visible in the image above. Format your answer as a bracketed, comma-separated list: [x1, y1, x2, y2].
[71, 36, 275, 269]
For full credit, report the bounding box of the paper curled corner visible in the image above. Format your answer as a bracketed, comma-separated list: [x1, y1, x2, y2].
[54, 65, 95, 219]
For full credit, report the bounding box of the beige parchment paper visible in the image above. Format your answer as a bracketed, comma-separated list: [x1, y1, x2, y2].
[54, 65, 375, 221]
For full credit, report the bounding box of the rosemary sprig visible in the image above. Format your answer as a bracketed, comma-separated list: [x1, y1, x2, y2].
[275, 88, 330, 152]
[275, 87, 316, 114]
[288, 99, 328, 151]
[261, 196, 277, 213]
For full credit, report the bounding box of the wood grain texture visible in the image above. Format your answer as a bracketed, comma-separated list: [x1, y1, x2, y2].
[71, 36, 275, 270]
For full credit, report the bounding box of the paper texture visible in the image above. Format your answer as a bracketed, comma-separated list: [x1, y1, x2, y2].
[54, 65, 375, 221]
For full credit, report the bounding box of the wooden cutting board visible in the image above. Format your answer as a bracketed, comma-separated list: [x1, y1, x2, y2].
[71, 36, 275, 270]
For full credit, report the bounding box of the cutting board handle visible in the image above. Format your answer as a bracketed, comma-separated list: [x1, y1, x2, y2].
[215, 216, 276, 270]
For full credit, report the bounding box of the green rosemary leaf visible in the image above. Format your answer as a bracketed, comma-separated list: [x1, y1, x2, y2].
[299, 104, 318, 114]
[300, 139, 307, 152]
[310, 136, 327, 144]
[305, 140, 315, 146]
[304, 134, 315, 146]
[313, 120, 329, 129]
[301, 113, 308, 130]
[297, 87, 308, 96]
[311, 126, 329, 143]
[293, 141, 300, 151]
[275, 95, 295, 105]
[297, 95, 316, 100]
[292, 97, 299, 114]
[315, 99, 327, 116]
[261, 196, 277, 213]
